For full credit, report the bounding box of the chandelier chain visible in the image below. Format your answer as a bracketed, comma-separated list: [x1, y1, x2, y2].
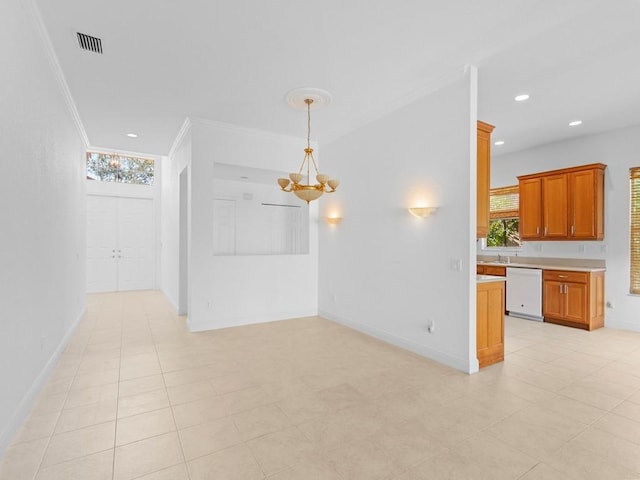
[307, 99, 312, 149]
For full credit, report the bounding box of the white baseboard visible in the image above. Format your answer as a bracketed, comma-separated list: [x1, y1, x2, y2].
[605, 319, 640, 332]
[160, 289, 179, 315]
[188, 309, 318, 332]
[0, 306, 86, 458]
[319, 310, 476, 374]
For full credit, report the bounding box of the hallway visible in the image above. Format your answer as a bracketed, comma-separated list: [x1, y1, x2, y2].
[1, 291, 640, 479]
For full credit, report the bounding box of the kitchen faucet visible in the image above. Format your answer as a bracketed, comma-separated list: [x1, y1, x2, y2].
[497, 253, 510, 264]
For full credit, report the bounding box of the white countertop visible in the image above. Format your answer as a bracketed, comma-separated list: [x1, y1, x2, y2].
[477, 261, 605, 273]
[476, 274, 507, 283]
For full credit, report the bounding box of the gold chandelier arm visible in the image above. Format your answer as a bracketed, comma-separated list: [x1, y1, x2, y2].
[309, 151, 320, 178]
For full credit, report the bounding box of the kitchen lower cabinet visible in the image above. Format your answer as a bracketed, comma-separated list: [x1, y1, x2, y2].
[476, 265, 506, 276]
[477, 280, 505, 368]
[542, 270, 604, 330]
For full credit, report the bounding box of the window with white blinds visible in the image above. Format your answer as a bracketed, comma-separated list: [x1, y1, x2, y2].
[631, 168, 640, 294]
[486, 185, 521, 247]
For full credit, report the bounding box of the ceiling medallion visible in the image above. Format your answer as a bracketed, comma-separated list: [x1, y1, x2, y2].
[277, 89, 338, 203]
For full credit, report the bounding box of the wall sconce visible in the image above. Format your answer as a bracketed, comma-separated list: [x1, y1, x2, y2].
[408, 207, 437, 218]
[325, 216, 343, 225]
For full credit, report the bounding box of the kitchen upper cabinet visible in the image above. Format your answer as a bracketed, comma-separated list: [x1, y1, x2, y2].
[477, 121, 494, 238]
[542, 173, 569, 238]
[571, 167, 605, 239]
[518, 163, 606, 241]
[519, 177, 542, 238]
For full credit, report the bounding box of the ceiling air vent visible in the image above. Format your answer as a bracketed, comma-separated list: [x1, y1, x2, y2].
[76, 32, 103, 54]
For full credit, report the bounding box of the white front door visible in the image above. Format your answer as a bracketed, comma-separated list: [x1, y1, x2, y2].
[87, 195, 154, 293]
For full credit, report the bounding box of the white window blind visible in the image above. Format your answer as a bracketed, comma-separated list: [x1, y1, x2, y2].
[630, 168, 640, 294]
[490, 185, 519, 219]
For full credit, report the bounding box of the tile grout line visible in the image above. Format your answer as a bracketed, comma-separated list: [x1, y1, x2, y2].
[150, 299, 192, 480]
[30, 297, 96, 480]
[111, 296, 124, 480]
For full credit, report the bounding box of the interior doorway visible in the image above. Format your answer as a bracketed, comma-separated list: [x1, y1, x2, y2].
[86, 195, 155, 292]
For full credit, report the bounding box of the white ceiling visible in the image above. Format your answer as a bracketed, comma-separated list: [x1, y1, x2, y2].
[35, 0, 640, 157]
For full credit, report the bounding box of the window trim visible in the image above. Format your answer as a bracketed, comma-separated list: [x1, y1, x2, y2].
[483, 185, 522, 250]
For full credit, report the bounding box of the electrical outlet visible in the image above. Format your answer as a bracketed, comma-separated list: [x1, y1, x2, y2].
[427, 320, 435, 333]
[450, 259, 462, 272]
[332, 294, 337, 303]
[577, 244, 585, 253]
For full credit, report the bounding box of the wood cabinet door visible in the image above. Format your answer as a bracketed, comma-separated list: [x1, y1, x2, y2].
[542, 173, 569, 238]
[477, 282, 504, 368]
[519, 177, 542, 239]
[570, 169, 596, 239]
[543, 280, 564, 318]
[564, 282, 588, 324]
[477, 124, 492, 238]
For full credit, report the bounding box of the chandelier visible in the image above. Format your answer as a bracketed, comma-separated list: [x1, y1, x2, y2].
[108, 154, 122, 182]
[277, 98, 339, 203]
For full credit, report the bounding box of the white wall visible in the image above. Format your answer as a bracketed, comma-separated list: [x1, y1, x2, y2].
[0, 0, 87, 455]
[318, 71, 479, 373]
[213, 179, 309, 256]
[160, 124, 191, 311]
[490, 124, 640, 331]
[163, 119, 319, 331]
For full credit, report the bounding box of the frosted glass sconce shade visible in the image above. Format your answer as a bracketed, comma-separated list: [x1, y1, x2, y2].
[408, 207, 437, 218]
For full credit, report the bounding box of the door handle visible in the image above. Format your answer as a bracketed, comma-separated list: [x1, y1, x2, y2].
[558, 275, 568, 278]
[536, 226, 540, 235]
[544, 226, 548, 236]
[571, 225, 575, 236]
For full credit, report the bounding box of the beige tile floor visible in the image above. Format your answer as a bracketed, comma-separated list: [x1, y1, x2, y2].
[2, 290, 640, 479]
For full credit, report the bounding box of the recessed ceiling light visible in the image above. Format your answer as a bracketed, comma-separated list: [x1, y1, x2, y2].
[494, 140, 505, 146]
[569, 120, 582, 127]
[514, 94, 530, 102]
[126, 133, 138, 138]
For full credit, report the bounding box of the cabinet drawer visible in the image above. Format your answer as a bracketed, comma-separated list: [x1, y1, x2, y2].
[543, 270, 588, 283]
[484, 266, 506, 276]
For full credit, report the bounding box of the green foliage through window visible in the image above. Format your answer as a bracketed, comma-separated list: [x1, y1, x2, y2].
[487, 218, 521, 247]
[87, 151, 154, 185]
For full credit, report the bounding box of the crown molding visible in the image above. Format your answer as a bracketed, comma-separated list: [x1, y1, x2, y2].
[23, 0, 90, 148]
[167, 117, 192, 159]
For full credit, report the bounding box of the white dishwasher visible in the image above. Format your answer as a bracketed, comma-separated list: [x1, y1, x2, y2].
[506, 267, 543, 321]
